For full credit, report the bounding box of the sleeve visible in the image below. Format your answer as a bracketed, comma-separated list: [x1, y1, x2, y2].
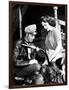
[54, 28, 62, 43]
[13, 45, 20, 64]
[13, 40, 24, 65]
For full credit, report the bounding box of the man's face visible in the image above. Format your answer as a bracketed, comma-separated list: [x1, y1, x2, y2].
[28, 33, 35, 42]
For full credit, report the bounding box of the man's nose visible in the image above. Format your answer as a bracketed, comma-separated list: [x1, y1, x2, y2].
[44, 23, 47, 26]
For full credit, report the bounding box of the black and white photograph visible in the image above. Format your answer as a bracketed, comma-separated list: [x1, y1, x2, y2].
[9, 1, 67, 88]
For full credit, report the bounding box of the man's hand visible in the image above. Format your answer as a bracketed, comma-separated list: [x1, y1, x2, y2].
[30, 45, 36, 49]
[36, 47, 40, 51]
[29, 59, 38, 64]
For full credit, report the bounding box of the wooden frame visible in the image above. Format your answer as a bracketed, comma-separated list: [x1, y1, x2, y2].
[9, 1, 67, 89]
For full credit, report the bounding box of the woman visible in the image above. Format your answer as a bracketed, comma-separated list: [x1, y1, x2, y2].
[41, 16, 63, 70]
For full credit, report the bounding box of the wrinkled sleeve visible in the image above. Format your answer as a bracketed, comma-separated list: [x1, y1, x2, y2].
[13, 40, 23, 65]
[54, 28, 62, 43]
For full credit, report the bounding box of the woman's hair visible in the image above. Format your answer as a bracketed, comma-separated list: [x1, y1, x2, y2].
[41, 15, 56, 27]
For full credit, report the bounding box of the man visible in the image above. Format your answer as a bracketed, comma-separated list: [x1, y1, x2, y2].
[41, 16, 63, 70]
[13, 24, 44, 85]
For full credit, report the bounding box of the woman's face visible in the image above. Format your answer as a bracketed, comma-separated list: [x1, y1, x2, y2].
[41, 21, 50, 31]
